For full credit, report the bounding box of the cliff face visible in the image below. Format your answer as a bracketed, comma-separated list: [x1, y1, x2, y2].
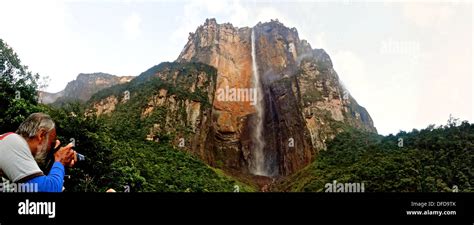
[40, 73, 133, 104]
[177, 19, 376, 176]
[177, 19, 257, 174]
[88, 63, 218, 162]
[89, 18, 376, 177]
[135, 63, 217, 162]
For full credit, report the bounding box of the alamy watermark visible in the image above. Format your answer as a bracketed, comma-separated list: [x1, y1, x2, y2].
[216, 86, 257, 105]
[18, 199, 55, 218]
[325, 180, 365, 192]
[1, 179, 38, 193]
[380, 38, 421, 64]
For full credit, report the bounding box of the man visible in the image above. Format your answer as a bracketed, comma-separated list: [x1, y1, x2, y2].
[0, 113, 76, 192]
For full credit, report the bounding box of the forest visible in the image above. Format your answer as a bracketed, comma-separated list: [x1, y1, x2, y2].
[1, 38, 472, 192]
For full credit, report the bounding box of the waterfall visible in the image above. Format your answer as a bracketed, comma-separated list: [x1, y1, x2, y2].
[250, 28, 268, 176]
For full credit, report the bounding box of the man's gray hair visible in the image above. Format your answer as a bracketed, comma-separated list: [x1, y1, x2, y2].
[16, 113, 55, 139]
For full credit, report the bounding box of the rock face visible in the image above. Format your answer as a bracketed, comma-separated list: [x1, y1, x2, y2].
[177, 19, 257, 174]
[40, 73, 133, 104]
[177, 19, 376, 176]
[134, 63, 217, 161]
[88, 62, 218, 163]
[89, 18, 377, 178]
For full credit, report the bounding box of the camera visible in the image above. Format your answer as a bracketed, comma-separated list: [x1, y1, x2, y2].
[43, 142, 85, 172]
[76, 153, 85, 162]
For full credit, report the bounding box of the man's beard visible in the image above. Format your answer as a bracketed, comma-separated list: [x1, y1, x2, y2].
[35, 135, 49, 167]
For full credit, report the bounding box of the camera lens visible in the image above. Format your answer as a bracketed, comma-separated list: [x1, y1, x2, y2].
[76, 153, 85, 161]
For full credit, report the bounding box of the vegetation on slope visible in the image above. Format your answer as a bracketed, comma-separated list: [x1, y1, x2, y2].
[2, 38, 472, 193]
[0, 39, 255, 192]
[274, 120, 473, 192]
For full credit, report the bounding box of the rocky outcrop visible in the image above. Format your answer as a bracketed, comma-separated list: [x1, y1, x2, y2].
[92, 95, 119, 115]
[40, 73, 133, 104]
[177, 19, 257, 173]
[177, 19, 376, 176]
[137, 63, 217, 161]
[38, 90, 64, 104]
[88, 18, 377, 178]
[87, 62, 218, 164]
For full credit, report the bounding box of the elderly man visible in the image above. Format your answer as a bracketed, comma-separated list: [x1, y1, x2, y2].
[0, 113, 76, 192]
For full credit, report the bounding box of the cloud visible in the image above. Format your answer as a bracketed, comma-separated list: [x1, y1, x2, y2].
[331, 50, 421, 135]
[254, 7, 288, 25]
[201, 0, 227, 14]
[171, 0, 297, 46]
[0, 0, 77, 93]
[331, 50, 368, 98]
[123, 12, 142, 39]
[1, 0, 469, 135]
[401, 2, 455, 29]
[169, 0, 208, 47]
[313, 32, 327, 49]
[228, 0, 250, 26]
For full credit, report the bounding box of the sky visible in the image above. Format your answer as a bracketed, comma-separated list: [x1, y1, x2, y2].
[0, 0, 472, 135]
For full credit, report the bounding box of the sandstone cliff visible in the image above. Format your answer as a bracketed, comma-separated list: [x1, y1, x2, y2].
[89, 18, 376, 177]
[176, 18, 376, 176]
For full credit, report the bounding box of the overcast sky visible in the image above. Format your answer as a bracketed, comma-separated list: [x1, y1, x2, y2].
[0, 0, 472, 135]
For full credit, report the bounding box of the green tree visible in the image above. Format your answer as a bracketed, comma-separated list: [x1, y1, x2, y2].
[274, 119, 473, 192]
[0, 38, 41, 132]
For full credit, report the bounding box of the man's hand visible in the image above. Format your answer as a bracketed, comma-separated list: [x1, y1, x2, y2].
[53, 140, 76, 167]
